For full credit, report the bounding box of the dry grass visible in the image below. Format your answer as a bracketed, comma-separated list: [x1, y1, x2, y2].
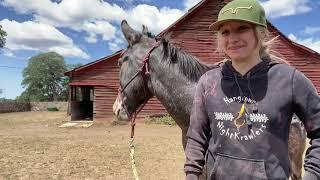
[0, 112, 185, 180]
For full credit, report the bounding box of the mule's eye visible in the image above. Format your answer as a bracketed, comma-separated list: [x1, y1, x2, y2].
[118, 56, 129, 66]
[118, 59, 123, 66]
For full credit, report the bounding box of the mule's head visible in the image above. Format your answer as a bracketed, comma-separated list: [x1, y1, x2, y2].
[113, 20, 156, 120]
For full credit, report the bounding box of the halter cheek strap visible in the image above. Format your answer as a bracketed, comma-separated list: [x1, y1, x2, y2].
[118, 41, 161, 138]
[120, 41, 161, 94]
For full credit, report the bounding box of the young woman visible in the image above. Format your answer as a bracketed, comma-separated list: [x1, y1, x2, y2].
[184, 0, 320, 179]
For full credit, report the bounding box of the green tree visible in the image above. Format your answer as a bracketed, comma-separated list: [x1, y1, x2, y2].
[0, 25, 7, 48]
[21, 52, 67, 101]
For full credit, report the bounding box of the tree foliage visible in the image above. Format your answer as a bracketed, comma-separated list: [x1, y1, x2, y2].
[0, 89, 3, 99]
[0, 25, 7, 48]
[20, 52, 68, 101]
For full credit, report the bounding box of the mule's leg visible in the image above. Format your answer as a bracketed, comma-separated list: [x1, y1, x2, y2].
[288, 121, 307, 180]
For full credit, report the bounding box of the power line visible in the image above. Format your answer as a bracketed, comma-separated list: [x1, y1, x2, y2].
[0, 65, 24, 69]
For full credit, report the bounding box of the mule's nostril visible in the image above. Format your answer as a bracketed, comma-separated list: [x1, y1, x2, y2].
[116, 109, 120, 117]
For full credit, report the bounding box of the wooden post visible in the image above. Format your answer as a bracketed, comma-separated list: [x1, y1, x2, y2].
[67, 86, 72, 115]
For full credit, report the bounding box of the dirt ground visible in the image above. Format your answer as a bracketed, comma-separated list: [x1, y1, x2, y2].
[0, 112, 185, 180]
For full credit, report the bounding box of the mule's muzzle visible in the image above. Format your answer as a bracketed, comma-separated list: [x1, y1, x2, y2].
[114, 107, 129, 121]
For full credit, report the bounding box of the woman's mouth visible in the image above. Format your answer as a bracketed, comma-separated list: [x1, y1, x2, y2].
[228, 46, 244, 50]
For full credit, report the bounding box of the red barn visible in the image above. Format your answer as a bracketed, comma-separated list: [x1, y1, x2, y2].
[65, 0, 320, 122]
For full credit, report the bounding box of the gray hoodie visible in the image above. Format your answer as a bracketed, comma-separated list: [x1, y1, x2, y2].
[184, 60, 320, 180]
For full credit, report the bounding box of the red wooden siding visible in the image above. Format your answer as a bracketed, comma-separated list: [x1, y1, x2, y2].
[94, 87, 166, 121]
[94, 87, 117, 121]
[71, 55, 120, 90]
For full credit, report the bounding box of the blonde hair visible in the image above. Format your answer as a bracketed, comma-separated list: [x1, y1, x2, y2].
[216, 25, 289, 65]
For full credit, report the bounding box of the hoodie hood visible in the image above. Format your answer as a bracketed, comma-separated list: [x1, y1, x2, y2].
[221, 58, 276, 78]
[220, 59, 278, 103]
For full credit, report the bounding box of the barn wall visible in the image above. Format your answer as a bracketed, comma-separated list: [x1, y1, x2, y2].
[168, 0, 224, 65]
[268, 30, 320, 93]
[94, 87, 167, 121]
[72, 56, 120, 90]
[94, 87, 117, 121]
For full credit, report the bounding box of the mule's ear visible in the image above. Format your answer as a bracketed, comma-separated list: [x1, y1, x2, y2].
[142, 25, 149, 36]
[121, 20, 142, 46]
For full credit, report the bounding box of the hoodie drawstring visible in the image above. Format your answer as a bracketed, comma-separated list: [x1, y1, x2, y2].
[233, 72, 258, 133]
[247, 72, 259, 113]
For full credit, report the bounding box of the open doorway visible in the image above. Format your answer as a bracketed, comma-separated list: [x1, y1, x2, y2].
[70, 86, 94, 121]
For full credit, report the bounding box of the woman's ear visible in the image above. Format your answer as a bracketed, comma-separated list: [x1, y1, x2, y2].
[260, 29, 267, 40]
[257, 26, 267, 40]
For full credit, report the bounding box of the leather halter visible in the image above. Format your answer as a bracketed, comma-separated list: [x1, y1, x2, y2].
[118, 41, 161, 138]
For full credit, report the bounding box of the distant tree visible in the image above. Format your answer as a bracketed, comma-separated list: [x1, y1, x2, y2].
[0, 25, 7, 48]
[0, 89, 3, 99]
[15, 91, 30, 102]
[21, 52, 67, 101]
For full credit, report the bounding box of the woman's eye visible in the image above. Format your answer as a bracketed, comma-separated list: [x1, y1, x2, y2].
[221, 30, 229, 36]
[238, 26, 250, 32]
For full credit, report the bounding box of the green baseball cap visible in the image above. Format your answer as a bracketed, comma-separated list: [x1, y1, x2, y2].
[209, 0, 267, 31]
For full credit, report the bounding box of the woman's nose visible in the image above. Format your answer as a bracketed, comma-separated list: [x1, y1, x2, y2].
[228, 32, 240, 42]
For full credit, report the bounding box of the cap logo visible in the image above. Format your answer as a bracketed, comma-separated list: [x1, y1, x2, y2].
[221, 6, 252, 14]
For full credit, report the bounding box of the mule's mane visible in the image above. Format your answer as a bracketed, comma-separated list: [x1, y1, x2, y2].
[160, 38, 215, 82]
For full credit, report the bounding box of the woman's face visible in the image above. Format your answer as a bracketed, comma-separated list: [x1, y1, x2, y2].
[218, 21, 260, 62]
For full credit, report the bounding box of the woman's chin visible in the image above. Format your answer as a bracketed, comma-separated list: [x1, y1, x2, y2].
[229, 55, 246, 61]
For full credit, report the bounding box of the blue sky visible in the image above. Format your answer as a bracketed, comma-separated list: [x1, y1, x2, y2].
[0, 0, 320, 99]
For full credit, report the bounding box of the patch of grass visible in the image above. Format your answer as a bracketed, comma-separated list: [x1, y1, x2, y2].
[111, 120, 128, 126]
[146, 114, 176, 126]
[47, 107, 59, 111]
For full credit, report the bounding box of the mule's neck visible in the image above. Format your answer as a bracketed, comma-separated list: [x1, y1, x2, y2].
[149, 67, 196, 128]
[147, 44, 209, 128]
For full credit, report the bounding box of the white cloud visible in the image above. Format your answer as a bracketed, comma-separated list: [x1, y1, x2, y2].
[288, 34, 298, 41]
[1, 0, 200, 53]
[1, 0, 126, 25]
[288, 33, 320, 53]
[1, 0, 185, 40]
[184, 0, 202, 10]
[261, 0, 312, 19]
[80, 21, 117, 43]
[304, 26, 320, 35]
[2, 49, 15, 57]
[0, 19, 89, 59]
[85, 33, 98, 43]
[125, 5, 184, 34]
[48, 46, 89, 58]
[108, 42, 121, 52]
[107, 31, 126, 53]
[1, 0, 124, 45]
